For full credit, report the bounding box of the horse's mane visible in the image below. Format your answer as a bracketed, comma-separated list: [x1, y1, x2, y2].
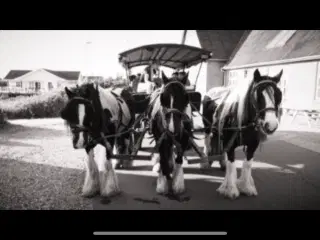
[218, 78, 255, 130]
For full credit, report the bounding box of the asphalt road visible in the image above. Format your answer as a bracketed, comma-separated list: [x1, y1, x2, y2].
[1, 118, 320, 210]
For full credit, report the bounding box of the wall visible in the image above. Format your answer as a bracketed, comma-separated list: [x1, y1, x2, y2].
[225, 61, 319, 110]
[193, 62, 207, 98]
[206, 60, 226, 91]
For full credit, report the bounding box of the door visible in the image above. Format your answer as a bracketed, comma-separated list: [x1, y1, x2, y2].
[35, 82, 41, 91]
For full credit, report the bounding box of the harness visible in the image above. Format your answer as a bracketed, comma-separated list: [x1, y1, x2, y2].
[68, 87, 130, 153]
[207, 80, 280, 153]
[148, 80, 194, 156]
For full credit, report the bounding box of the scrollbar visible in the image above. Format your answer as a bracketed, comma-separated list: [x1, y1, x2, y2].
[93, 231, 227, 235]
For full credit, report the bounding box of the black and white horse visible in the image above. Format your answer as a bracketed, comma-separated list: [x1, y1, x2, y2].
[148, 71, 193, 196]
[202, 69, 283, 199]
[60, 83, 135, 198]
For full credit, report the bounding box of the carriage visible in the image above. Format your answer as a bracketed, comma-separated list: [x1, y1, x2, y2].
[60, 42, 284, 200]
[114, 43, 215, 165]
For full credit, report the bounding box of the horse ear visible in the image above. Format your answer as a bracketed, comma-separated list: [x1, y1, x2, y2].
[162, 71, 170, 85]
[253, 69, 261, 82]
[180, 71, 189, 85]
[273, 69, 283, 83]
[65, 87, 74, 99]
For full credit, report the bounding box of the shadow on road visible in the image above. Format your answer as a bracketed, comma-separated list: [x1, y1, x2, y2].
[1, 155, 320, 210]
[93, 160, 320, 210]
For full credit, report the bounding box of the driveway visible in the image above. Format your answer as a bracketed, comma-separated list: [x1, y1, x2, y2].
[1, 118, 320, 210]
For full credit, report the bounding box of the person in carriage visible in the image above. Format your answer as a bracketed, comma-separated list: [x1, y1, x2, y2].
[142, 63, 162, 94]
[128, 74, 139, 93]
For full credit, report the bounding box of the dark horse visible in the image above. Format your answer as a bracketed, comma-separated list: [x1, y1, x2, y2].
[148, 71, 193, 196]
[60, 83, 135, 198]
[202, 69, 283, 199]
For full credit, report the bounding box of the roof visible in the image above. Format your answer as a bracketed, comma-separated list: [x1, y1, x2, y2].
[4, 69, 80, 80]
[196, 30, 246, 60]
[224, 30, 320, 69]
[118, 43, 212, 69]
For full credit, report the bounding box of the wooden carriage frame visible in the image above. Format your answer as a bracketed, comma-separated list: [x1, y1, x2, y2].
[112, 43, 214, 165]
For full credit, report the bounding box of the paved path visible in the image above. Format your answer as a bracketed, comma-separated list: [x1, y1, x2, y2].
[0, 118, 320, 210]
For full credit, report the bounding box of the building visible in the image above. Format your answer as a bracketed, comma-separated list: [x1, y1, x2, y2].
[197, 30, 320, 111]
[221, 30, 320, 110]
[196, 30, 246, 91]
[1, 68, 81, 94]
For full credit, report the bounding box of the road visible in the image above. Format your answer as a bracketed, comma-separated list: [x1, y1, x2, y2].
[1, 118, 320, 210]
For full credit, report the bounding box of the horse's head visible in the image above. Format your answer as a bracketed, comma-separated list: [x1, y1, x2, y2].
[160, 71, 190, 136]
[60, 83, 98, 149]
[251, 69, 283, 135]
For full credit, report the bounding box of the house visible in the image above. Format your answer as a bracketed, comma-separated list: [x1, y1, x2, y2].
[196, 30, 246, 92]
[1, 68, 81, 94]
[221, 30, 320, 111]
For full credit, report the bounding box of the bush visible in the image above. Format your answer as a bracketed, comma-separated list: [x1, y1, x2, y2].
[0, 89, 68, 120]
[0, 77, 130, 120]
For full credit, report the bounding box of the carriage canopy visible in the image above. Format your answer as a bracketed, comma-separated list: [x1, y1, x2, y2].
[118, 43, 213, 70]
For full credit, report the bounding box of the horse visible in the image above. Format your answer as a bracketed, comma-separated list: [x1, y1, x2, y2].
[148, 71, 193, 197]
[201, 68, 283, 199]
[59, 83, 135, 198]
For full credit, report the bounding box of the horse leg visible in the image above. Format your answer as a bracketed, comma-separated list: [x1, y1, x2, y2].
[152, 153, 160, 173]
[113, 138, 123, 169]
[156, 141, 173, 195]
[117, 134, 133, 169]
[82, 148, 100, 197]
[172, 148, 185, 195]
[237, 144, 258, 196]
[200, 98, 216, 169]
[200, 133, 212, 169]
[217, 150, 240, 199]
[93, 143, 120, 197]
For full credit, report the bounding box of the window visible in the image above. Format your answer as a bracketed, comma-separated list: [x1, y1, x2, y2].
[228, 70, 239, 86]
[35, 82, 41, 90]
[315, 62, 320, 101]
[48, 82, 53, 90]
[16, 81, 22, 88]
[266, 30, 296, 49]
[29, 81, 34, 89]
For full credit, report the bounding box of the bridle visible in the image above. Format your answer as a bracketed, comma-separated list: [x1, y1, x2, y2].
[64, 92, 115, 150]
[249, 79, 280, 131]
[66, 97, 96, 136]
[159, 80, 192, 137]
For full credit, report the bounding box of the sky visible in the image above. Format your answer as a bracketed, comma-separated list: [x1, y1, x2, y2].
[0, 30, 204, 80]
